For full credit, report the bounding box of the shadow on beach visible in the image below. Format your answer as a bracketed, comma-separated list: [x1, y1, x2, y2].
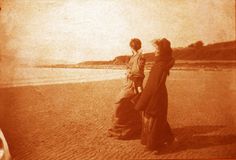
[160, 125, 236, 155]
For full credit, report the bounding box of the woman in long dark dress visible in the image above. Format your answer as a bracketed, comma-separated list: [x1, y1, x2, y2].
[135, 38, 175, 151]
[108, 38, 145, 140]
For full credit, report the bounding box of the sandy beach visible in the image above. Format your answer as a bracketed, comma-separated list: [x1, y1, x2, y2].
[1, 0, 235, 159]
[0, 70, 236, 159]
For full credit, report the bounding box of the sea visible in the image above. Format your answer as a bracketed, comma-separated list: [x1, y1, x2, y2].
[0, 67, 126, 88]
[0, 67, 235, 89]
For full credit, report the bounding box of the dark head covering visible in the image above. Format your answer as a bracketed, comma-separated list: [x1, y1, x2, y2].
[154, 38, 174, 75]
[154, 38, 172, 61]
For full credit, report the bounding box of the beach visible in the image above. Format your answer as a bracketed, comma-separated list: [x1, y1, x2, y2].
[0, 69, 236, 159]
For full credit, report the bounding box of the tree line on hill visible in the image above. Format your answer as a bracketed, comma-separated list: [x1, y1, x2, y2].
[78, 40, 236, 66]
[112, 40, 236, 65]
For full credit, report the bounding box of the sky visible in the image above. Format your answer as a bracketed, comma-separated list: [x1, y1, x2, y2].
[0, 0, 235, 64]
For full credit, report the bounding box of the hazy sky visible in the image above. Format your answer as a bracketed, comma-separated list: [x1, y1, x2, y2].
[0, 0, 235, 64]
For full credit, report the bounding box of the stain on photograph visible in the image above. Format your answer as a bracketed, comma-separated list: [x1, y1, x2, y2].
[0, 0, 235, 159]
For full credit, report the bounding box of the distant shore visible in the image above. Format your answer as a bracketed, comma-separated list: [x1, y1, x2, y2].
[36, 60, 236, 70]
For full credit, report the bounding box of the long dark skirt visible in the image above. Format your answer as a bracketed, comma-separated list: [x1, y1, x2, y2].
[108, 98, 142, 140]
[141, 112, 174, 150]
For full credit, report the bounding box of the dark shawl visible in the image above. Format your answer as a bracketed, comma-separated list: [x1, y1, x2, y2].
[134, 55, 175, 116]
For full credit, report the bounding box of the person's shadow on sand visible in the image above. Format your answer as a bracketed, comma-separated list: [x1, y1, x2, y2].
[160, 125, 236, 154]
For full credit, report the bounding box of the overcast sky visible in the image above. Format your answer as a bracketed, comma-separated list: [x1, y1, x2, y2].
[0, 0, 235, 64]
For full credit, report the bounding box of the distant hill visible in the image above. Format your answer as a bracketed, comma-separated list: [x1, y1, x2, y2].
[172, 40, 236, 60]
[36, 40, 236, 69]
[78, 60, 113, 65]
[78, 40, 236, 66]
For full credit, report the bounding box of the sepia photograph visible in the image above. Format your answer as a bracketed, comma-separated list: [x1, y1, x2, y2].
[0, 0, 236, 159]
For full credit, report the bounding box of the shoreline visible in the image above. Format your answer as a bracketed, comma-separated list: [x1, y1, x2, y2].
[36, 61, 236, 70]
[0, 68, 235, 89]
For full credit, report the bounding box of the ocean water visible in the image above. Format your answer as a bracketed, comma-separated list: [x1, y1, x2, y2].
[0, 67, 235, 90]
[0, 67, 126, 88]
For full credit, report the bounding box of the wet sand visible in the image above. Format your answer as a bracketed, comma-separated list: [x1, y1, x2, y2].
[0, 70, 236, 159]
